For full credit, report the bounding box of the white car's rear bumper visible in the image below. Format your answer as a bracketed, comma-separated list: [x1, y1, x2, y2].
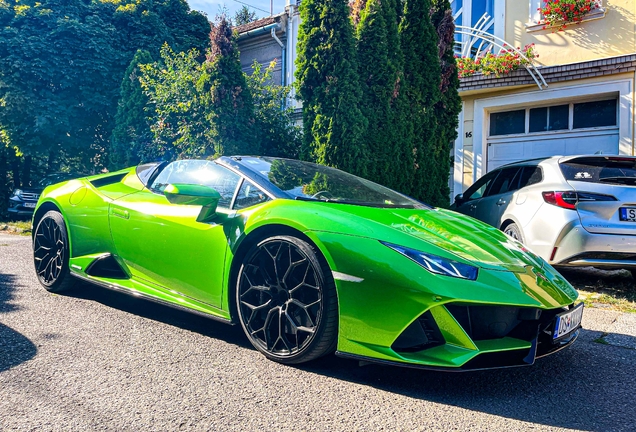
[551, 224, 636, 269]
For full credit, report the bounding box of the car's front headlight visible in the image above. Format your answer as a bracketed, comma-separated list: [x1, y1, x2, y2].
[382, 242, 479, 281]
[11, 189, 23, 199]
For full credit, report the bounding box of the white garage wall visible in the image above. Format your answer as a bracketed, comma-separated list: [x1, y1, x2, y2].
[466, 79, 633, 183]
[487, 128, 620, 170]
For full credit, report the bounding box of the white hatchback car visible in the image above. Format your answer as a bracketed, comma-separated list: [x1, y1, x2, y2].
[452, 155, 636, 277]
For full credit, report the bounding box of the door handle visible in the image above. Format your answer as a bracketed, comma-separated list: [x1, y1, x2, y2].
[469, 204, 477, 210]
[496, 199, 506, 206]
[112, 208, 129, 220]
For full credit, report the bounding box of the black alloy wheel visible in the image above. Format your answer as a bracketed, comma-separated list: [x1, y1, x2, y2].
[33, 211, 75, 293]
[236, 235, 337, 364]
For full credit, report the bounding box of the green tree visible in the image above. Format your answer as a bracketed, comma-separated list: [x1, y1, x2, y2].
[233, 5, 257, 26]
[0, 0, 120, 174]
[399, 0, 442, 204]
[0, 0, 210, 178]
[246, 61, 301, 158]
[200, 16, 258, 156]
[139, 45, 210, 159]
[431, 0, 461, 206]
[142, 16, 296, 159]
[296, 0, 368, 176]
[111, 50, 154, 169]
[356, 0, 407, 191]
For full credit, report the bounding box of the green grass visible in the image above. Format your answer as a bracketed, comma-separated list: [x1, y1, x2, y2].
[0, 219, 32, 235]
[560, 267, 636, 314]
[578, 291, 636, 314]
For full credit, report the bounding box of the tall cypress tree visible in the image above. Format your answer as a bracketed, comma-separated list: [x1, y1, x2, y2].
[383, 0, 414, 195]
[110, 50, 154, 169]
[399, 0, 442, 204]
[356, 0, 399, 189]
[201, 16, 257, 156]
[296, 0, 368, 176]
[431, 0, 462, 205]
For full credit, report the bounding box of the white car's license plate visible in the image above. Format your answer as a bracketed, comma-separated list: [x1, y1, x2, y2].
[619, 207, 636, 222]
[553, 303, 584, 340]
[23, 202, 36, 208]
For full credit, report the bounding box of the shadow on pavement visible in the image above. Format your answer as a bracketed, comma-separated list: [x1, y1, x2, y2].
[0, 273, 37, 372]
[299, 329, 636, 431]
[55, 278, 636, 430]
[65, 282, 250, 349]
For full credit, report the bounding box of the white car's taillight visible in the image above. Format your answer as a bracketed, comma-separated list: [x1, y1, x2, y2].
[542, 191, 617, 210]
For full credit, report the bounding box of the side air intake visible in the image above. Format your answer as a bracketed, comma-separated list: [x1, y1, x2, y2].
[85, 254, 129, 279]
[391, 311, 445, 353]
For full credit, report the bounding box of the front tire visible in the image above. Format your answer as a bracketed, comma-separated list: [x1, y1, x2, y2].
[33, 210, 75, 293]
[236, 235, 338, 364]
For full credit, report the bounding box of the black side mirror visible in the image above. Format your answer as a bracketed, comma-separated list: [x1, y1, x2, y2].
[454, 193, 464, 205]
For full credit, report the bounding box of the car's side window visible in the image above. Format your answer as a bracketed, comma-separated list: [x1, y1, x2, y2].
[150, 160, 241, 208]
[485, 167, 521, 197]
[517, 166, 543, 189]
[464, 171, 499, 201]
[233, 179, 270, 210]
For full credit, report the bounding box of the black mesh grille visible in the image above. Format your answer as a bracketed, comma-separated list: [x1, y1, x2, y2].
[446, 304, 566, 342]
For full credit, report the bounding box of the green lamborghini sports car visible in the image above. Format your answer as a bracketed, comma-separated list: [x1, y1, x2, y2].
[32, 156, 583, 370]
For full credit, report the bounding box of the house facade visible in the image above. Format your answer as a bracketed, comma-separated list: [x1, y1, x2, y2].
[235, 3, 302, 117]
[236, 0, 636, 201]
[453, 0, 636, 198]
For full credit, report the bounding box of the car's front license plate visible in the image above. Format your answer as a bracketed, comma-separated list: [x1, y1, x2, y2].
[23, 202, 36, 208]
[553, 303, 584, 340]
[619, 207, 636, 222]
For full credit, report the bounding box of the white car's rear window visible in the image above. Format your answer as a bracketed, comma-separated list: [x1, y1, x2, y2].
[560, 157, 636, 186]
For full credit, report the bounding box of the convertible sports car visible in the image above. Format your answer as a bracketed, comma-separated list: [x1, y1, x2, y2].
[32, 156, 583, 370]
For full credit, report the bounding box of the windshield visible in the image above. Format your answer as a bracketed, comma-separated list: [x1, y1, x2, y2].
[560, 157, 636, 186]
[241, 157, 429, 209]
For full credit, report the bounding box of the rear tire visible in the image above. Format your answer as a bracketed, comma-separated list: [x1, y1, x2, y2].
[236, 235, 338, 364]
[33, 211, 75, 293]
[503, 223, 524, 243]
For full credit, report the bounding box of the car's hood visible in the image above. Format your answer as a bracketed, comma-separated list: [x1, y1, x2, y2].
[16, 187, 45, 194]
[312, 204, 542, 272]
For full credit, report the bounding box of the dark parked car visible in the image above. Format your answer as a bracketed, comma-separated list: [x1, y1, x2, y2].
[8, 173, 83, 219]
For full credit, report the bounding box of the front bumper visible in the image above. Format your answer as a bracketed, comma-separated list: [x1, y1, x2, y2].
[8, 198, 37, 218]
[337, 302, 580, 371]
[552, 224, 636, 269]
[308, 231, 580, 370]
[337, 331, 578, 371]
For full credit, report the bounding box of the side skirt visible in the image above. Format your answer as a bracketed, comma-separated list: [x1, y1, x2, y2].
[70, 272, 234, 325]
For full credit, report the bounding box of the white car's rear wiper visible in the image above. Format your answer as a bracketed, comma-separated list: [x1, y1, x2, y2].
[598, 176, 636, 185]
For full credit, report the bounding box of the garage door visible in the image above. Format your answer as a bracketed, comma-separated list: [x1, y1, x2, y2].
[486, 99, 620, 172]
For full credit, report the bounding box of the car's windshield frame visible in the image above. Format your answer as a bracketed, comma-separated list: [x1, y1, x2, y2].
[223, 156, 431, 210]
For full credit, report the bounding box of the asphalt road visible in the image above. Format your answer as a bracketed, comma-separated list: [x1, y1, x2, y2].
[1, 233, 635, 431]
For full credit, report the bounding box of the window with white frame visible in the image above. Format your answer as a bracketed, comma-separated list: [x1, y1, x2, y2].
[489, 98, 618, 137]
[452, 0, 504, 53]
[452, 0, 496, 32]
